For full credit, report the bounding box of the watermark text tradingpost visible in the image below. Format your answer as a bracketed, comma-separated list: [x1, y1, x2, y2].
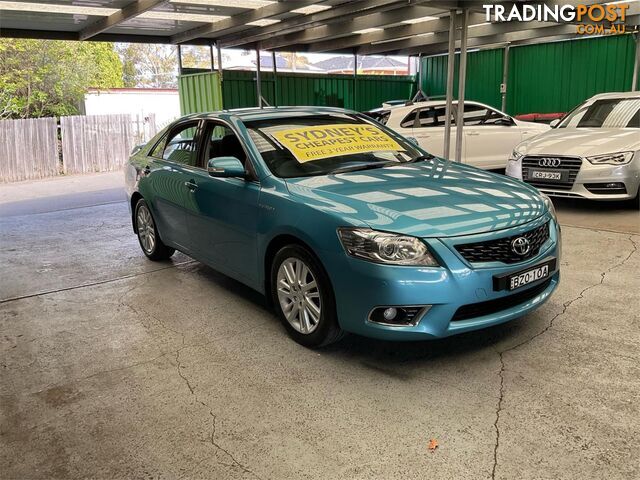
[483, 3, 630, 35]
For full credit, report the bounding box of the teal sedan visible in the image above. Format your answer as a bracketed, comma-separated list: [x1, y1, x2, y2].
[125, 107, 560, 347]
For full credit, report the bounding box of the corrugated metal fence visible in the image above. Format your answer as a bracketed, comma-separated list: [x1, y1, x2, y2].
[0, 114, 158, 182]
[179, 70, 416, 115]
[420, 34, 638, 115]
[0, 117, 59, 182]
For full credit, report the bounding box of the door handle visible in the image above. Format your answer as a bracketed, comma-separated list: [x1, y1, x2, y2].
[184, 181, 198, 190]
[467, 132, 480, 136]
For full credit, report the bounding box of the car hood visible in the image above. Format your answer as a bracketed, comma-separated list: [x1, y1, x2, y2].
[285, 160, 546, 238]
[517, 128, 640, 157]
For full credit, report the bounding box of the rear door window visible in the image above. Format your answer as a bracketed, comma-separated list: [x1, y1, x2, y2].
[162, 122, 200, 167]
[415, 106, 454, 127]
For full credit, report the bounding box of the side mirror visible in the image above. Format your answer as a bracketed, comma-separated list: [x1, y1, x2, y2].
[207, 157, 246, 178]
[406, 136, 419, 146]
[496, 117, 515, 126]
[549, 119, 560, 128]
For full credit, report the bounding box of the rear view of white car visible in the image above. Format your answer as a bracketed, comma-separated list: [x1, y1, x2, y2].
[380, 100, 549, 170]
[506, 92, 640, 207]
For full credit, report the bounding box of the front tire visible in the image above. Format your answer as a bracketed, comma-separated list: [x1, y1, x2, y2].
[135, 199, 175, 261]
[271, 245, 344, 348]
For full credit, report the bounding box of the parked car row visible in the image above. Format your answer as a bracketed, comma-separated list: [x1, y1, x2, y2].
[367, 92, 640, 205]
[125, 91, 636, 348]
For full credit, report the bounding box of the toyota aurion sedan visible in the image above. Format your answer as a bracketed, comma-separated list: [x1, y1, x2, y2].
[125, 107, 560, 347]
[506, 92, 640, 207]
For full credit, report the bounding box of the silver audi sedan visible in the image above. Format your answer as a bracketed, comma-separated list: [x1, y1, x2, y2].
[507, 92, 640, 208]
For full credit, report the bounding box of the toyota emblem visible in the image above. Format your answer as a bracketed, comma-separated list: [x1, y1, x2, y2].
[538, 157, 561, 168]
[511, 236, 531, 256]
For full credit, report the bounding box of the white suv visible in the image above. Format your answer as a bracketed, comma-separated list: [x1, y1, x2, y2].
[506, 92, 640, 206]
[380, 100, 549, 169]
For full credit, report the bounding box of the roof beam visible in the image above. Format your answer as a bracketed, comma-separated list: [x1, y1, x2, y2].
[307, 12, 486, 53]
[358, 10, 640, 56]
[255, 3, 446, 50]
[219, 0, 409, 48]
[170, 0, 319, 44]
[79, 0, 167, 41]
[369, 17, 639, 56]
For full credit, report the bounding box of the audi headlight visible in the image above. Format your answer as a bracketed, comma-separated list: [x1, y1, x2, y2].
[337, 228, 439, 266]
[540, 193, 557, 220]
[586, 151, 634, 165]
[509, 149, 524, 162]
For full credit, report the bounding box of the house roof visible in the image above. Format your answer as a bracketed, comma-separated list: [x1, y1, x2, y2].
[312, 55, 407, 71]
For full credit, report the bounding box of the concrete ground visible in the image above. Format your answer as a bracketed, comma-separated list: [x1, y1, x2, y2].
[1, 171, 638, 480]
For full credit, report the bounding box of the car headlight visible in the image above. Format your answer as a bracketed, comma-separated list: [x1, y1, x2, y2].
[337, 228, 439, 266]
[540, 193, 557, 220]
[586, 151, 634, 165]
[509, 149, 524, 162]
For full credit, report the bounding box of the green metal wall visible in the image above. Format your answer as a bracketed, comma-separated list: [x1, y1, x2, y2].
[178, 69, 416, 114]
[178, 71, 224, 116]
[507, 34, 637, 115]
[421, 48, 504, 108]
[420, 34, 638, 115]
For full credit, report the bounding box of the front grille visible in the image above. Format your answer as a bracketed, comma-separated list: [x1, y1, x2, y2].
[522, 156, 582, 190]
[452, 278, 552, 322]
[455, 222, 549, 264]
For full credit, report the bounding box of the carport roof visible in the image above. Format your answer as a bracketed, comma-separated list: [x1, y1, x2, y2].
[0, 0, 638, 55]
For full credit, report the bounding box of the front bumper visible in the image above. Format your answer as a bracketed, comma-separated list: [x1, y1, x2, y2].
[324, 215, 561, 340]
[506, 158, 640, 201]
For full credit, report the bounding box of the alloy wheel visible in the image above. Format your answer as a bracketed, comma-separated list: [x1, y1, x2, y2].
[136, 204, 156, 254]
[276, 257, 322, 334]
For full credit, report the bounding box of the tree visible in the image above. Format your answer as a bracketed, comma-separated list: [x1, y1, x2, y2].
[117, 43, 178, 88]
[279, 52, 311, 70]
[0, 39, 123, 119]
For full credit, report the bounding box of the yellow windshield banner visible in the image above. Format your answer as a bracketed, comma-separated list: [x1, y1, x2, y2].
[272, 123, 403, 163]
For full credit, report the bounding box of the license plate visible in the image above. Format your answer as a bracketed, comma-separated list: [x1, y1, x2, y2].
[508, 264, 549, 290]
[529, 169, 566, 182]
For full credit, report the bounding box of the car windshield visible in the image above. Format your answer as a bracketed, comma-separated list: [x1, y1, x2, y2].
[558, 97, 640, 129]
[244, 113, 426, 178]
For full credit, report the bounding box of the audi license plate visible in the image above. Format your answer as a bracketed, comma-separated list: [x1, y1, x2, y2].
[529, 169, 566, 182]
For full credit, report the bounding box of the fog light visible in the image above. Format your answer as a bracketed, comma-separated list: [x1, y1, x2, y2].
[368, 306, 431, 326]
[383, 307, 398, 321]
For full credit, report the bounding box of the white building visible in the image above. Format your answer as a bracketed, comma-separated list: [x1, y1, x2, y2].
[83, 88, 180, 130]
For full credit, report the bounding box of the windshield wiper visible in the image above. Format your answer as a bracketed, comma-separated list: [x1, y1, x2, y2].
[332, 162, 395, 174]
[405, 154, 435, 163]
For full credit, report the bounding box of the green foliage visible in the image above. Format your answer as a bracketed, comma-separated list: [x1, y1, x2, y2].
[116, 43, 178, 88]
[0, 39, 123, 119]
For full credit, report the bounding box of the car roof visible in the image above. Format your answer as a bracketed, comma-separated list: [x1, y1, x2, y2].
[384, 99, 489, 111]
[587, 91, 640, 101]
[180, 106, 359, 123]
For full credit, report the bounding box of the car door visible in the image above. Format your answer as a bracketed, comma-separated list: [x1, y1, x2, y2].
[143, 120, 202, 251]
[410, 105, 457, 159]
[184, 120, 261, 286]
[462, 103, 522, 169]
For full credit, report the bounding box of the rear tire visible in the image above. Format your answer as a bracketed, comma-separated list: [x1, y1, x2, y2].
[271, 245, 344, 348]
[135, 199, 175, 261]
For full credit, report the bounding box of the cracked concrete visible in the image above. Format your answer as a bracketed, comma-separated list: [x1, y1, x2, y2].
[491, 234, 638, 480]
[1, 172, 639, 479]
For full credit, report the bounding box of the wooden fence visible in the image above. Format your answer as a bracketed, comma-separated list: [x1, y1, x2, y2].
[0, 114, 159, 182]
[61, 114, 134, 175]
[0, 117, 59, 183]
